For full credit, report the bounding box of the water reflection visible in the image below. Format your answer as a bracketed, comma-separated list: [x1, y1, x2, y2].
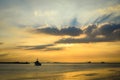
[0, 64, 120, 80]
[54, 68, 120, 80]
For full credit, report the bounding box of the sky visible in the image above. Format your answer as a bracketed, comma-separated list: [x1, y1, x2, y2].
[0, 0, 120, 62]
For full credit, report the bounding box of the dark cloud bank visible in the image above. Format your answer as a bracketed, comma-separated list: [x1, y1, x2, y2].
[33, 27, 83, 36]
[17, 44, 63, 51]
[17, 23, 120, 51]
[16, 13, 120, 51]
[32, 23, 120, 44]
[56, 23, 120, 43]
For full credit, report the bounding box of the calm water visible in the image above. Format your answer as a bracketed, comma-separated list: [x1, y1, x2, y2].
[0, 63, 120, 80]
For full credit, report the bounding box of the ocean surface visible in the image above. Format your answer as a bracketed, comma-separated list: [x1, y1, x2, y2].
[0, 63, 120, 80]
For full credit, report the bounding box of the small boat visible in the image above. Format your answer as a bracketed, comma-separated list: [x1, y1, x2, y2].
[34, 59, 42, 66]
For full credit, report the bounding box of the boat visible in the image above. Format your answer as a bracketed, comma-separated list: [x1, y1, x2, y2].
[34, 59, 42, 66]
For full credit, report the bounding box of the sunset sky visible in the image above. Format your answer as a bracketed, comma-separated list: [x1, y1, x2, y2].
[0, 0, 120, 62]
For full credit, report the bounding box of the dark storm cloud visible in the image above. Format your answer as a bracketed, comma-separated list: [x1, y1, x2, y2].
[33, 27, 83, 36]
[56, 23, 120, 43]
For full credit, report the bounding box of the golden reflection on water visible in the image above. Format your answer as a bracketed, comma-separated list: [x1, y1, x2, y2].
[58, 68, 120, 80]
[0, 68, 120, 80]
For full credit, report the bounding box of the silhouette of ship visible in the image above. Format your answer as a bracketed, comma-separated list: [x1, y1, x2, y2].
[34, 59, 42, 66]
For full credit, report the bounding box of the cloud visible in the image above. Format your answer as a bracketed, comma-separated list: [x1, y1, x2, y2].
[33, 27, 83, 36]
[84, 23, 120, 40]
[84, 23, 120, 37]
[0, 53, 8, 57]
[97, 5, 120, 15]
[69, 18, 80, 27]
[93, 5, 120, 24]
[110, 15, 120, 23]
[55, 37, 111, 43]
[44, 47, 63, 51]
[84, 24, 97, 37]
[17, 44, 63, 51]
[93, 13, 113, 24]
[0, 42, 3, 45]
[97, 23, 120, 37]
[83, 73, 98, 76]
[56, 23, 120, 43]
[17, 44, 54, 50]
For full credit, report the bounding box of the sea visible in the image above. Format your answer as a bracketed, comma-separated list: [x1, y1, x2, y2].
[0, 63, 120, 80]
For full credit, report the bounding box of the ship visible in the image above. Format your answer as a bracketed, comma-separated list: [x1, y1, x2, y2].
[34, 59, 42, 66]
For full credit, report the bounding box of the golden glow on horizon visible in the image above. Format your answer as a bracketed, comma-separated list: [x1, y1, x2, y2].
[0, 22, 120, 62]
[0, 41, 120, 62]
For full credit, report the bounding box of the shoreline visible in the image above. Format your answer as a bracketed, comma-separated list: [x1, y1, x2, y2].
[0, 62, 120, 64]
[0, 62, 30, 64]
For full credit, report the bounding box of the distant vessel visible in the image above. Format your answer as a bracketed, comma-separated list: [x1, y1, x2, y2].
[88, 61, 91, 64]
[34, 59, 42, 66]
